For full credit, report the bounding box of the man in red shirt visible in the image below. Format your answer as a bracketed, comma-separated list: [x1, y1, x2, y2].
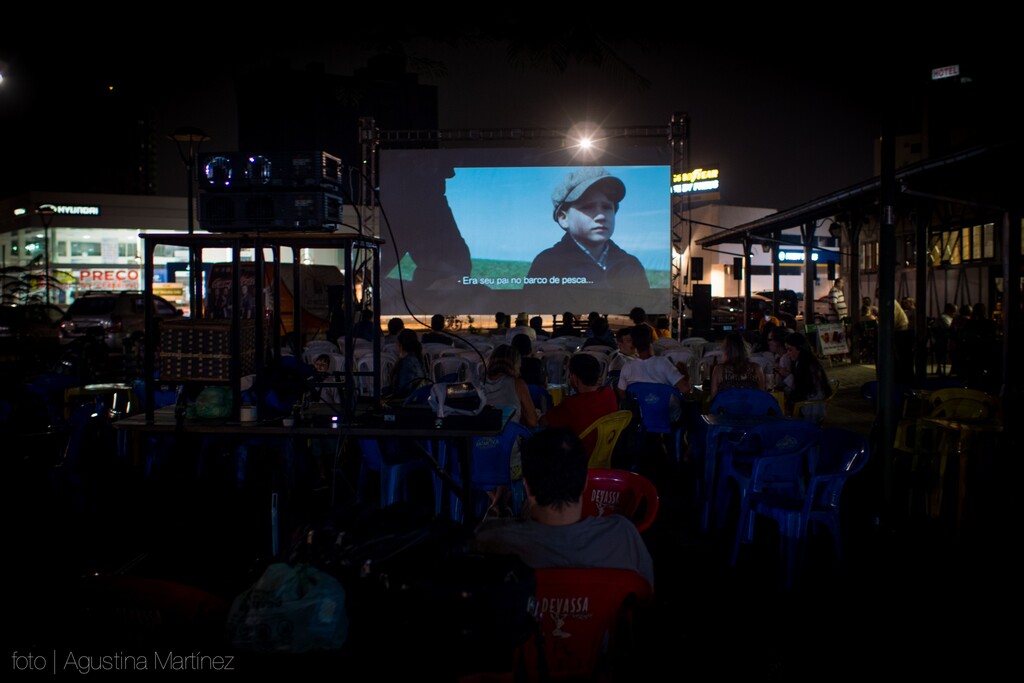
[541, 353, 619, 453]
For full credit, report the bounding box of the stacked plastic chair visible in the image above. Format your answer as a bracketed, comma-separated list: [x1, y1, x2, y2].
[716, 419, 822, 568]
[736, 427, 869, 588]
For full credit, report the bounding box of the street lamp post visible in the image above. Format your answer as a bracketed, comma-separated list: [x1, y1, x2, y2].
[35, 204, 56, 305]
[170, 126, 210, 317]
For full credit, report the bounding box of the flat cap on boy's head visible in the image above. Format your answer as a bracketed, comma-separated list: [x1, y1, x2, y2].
[552, 167, 625, 221]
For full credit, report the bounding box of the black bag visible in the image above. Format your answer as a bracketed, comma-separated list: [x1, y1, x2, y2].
[413, 552, 538, 677]
[290, 502, 538, 678]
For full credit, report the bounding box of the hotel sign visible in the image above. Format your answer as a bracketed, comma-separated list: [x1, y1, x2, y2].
[671, 168, 720, 196]
[931, 65, 959, 80]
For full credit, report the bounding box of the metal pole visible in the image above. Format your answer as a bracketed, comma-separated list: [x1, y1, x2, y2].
[35, 205, 56, 305]
[44, 218, 51, 305]
[170, 127, 210, 319]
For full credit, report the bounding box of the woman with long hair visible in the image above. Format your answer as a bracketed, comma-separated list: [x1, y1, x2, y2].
[709, 332, 765, 400]
[389, 329, 427, 399]
[483, 344, 538, 428]
[782, 332, 833, 418]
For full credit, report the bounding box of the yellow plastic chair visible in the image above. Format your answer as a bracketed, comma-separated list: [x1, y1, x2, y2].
[578, 410, 633, 469]
[909, 387, 1001, 522]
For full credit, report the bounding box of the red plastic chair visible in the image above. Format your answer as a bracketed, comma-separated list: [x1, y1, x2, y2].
[517, 567, 653, 682]
[580, 468, 660, 533]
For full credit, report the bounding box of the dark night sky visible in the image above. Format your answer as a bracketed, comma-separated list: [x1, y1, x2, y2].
[1, 22, 1017, 210]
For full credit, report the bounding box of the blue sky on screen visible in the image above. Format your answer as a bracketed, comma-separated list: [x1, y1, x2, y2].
[445, 165, 671, 270]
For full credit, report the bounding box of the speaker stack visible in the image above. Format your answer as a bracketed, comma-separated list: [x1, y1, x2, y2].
[197, 151, 344, 232]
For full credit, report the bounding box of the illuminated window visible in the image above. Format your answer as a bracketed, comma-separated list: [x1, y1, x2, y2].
[928, 234, 942, 266]
[71, 242, 102, 257]
[153, 245, 182, 258]
[118, 242, 138, 258]
[941, 230, 960, 265]
[860, 241, 879, 271]
[57, 241, 67, 257]
[981, 222, 995, 259]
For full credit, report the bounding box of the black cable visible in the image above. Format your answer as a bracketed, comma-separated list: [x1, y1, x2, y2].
[347, 166, 489, 374]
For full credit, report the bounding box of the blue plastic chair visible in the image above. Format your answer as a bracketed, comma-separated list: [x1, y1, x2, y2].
[715, 419, 821, 563]
[694, 389, 784, 528]
[355, 386, 439, 509]
[526, 383, 553, 415]
[748, 427, 870, 588]
[442, 421, 533, 523]
[624, 382, 687, 466]
[708, 388, 782, 416]
[356, 437, 434, 509]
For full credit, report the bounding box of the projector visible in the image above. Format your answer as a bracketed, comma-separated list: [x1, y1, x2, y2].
[199, 191, 344, 232]
[198, 151, 343, 192]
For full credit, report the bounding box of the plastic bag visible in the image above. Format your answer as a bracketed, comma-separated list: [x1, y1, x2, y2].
[428, 381, 487, 417]
[226, 562, 348, 653]
[192, 386, 233, 419]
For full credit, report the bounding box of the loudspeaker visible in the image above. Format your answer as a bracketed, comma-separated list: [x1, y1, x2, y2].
[691, 257, 704, 281]
[827, 262, 836, 280]
[733, 257, 743, 280]
[691, 284, 712, 333]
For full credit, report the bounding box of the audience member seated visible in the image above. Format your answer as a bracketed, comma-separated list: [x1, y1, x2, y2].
[483, 344, 539, 429]
[511, 333, 546, 387]
[384, 317, 405, 346]
[582, 311, 602, 338]
[629, 306, 657, 338]
[491, 311, 510, 337]
[529, 316, 550, 340]
[506, 312, 536, 342]
[471, 427, 654, 588]
[709, 332, 765, 400]
[767, 326, 794, 391]
[781, 332, 833, 418]
[422, 313, 455, 346]
[388, 329, 428, 400]
[615, 323, 690, 402]
[351, 308, 377, 342]
[654, 316, 672, 339]
[607, 326, 637, 376]
[552, 312, 578, 339]
[581, 316, 616, 350]
[309, 353, 341, 405]
[540, 353, 619, 452]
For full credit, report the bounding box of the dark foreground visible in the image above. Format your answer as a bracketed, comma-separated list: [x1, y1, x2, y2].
[5, 362, 1018, 680]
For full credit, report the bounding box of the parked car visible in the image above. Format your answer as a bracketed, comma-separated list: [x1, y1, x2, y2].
[709, 294, 773, 337]
[60, 291, 182, 349]
[754, 289, 801, 328]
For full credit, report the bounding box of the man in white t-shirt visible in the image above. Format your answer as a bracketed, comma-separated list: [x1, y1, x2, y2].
[616, 324, 689, 401]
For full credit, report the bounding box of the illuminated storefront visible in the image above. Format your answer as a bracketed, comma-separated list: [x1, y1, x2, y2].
[0, 191, 355, 313]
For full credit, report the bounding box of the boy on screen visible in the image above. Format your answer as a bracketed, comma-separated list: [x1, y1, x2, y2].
[526, 167, 650, 292]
